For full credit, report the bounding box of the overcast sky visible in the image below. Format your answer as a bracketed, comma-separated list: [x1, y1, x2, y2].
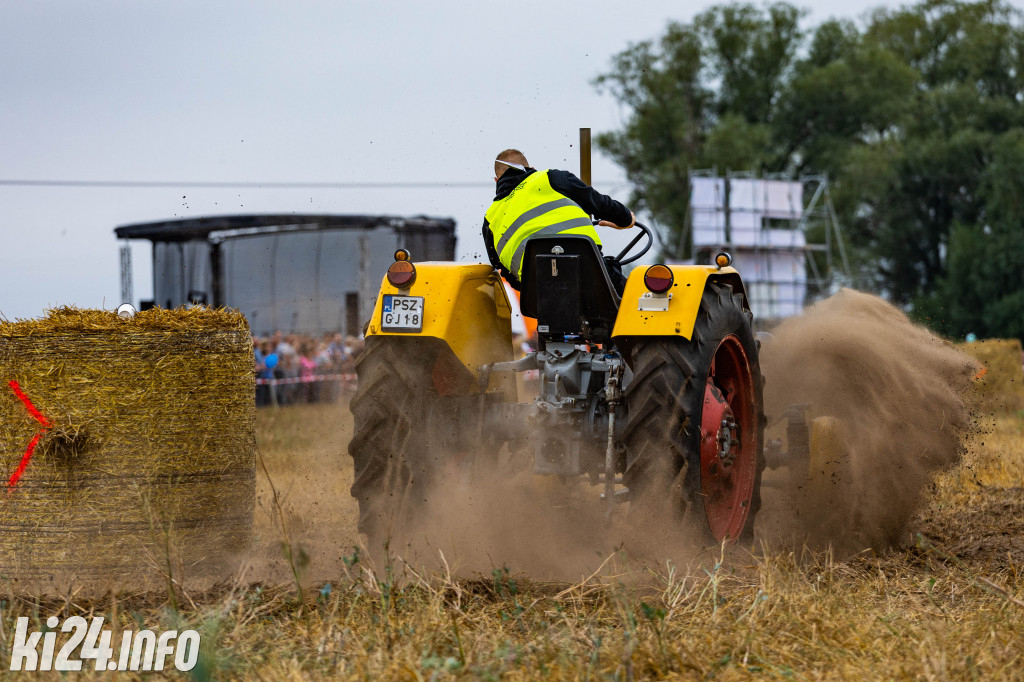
[3, 0, 1013, 321]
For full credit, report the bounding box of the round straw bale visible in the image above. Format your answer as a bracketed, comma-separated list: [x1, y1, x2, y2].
[0, 307, 255, 591]
[958, 338, 1024, 415]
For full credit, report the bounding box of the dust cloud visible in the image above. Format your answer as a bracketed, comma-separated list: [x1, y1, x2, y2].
[757, 288, 976, 555]
[386, 468, 632, 580]
[251, 437, 653, 585]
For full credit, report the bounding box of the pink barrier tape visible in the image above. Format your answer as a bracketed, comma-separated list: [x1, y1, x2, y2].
[255, 373, 356, 386]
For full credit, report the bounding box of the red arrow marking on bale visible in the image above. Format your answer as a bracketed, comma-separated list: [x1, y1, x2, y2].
[9, 433, 43, 488]
[7, 380, 52, 488]
[9, 381, 52, 428]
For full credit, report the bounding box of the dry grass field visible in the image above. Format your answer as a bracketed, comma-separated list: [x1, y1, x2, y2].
[0, 393, 1020, 680]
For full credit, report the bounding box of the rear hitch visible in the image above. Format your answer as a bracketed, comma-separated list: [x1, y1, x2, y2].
[764, 403, 811, 471]
[603, 358, 624, 521]
[600, 487, 631, 503]
[478, 352, 539, 391]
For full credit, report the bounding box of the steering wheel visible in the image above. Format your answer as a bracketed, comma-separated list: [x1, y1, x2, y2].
[612, 221, 654, 266]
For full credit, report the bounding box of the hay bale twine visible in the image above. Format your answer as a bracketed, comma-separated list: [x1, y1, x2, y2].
[958, 338, 1024, 415]
[0, 307, 255, 589]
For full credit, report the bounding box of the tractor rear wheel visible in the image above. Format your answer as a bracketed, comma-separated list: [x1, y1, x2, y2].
[622, 281, 765, 544]
[347, 337, 450, 550]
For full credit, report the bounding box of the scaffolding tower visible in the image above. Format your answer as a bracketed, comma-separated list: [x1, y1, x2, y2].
[678, 170, 849, 322]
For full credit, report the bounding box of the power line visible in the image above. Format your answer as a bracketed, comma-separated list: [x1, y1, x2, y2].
[0, 178, 625, 190]
[0, 179, 493, 189]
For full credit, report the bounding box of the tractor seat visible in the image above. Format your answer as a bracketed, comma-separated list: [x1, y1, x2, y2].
[518, 235, 621, 339]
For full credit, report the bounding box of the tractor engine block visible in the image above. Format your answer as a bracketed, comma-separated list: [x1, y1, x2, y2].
[532, 342, 620, 477]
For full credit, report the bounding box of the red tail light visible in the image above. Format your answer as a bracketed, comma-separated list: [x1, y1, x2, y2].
[643, 264, 673, 294]
[387, 260, 416, 288]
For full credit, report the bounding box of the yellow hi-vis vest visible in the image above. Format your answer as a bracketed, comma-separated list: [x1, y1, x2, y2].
[485, 170, 601, 278]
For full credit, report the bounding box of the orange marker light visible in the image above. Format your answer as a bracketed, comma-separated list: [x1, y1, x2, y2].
[715, 252, 732, 268]
[394, 249, 411, 262]
[644, 264, 674, 294]
[387, 260, 416, 288]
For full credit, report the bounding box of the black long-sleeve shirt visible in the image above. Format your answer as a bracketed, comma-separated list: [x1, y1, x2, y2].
[482, 167, 632, 289]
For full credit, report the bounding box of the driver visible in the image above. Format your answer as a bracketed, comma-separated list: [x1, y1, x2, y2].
[483, 149, 635, 293]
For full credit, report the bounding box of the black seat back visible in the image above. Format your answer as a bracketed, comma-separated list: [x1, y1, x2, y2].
[519, 236, 621, 340]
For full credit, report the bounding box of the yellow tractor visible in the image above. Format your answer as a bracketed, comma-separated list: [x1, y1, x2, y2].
[345, 219, 806, 548]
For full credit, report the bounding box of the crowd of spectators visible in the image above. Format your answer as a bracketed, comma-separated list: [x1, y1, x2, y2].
[253, 331, 364, 406]
[252, 330, 538, 407]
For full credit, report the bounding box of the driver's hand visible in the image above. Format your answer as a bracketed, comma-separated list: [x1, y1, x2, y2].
[598, 211, 635, 230]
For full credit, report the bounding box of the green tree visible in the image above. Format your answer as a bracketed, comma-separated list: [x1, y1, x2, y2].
[593, 3, 803, 256]
[918, 129, 1024, 338]
[852, 0, 1024, 304]
[596, 0, 1024, 338]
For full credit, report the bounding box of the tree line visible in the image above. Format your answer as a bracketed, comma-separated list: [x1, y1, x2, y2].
[595, 0, 1024, 339]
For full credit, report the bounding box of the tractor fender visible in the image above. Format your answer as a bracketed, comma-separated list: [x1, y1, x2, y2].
[365, 263, 516, 390]
[611, 264, 748, 343]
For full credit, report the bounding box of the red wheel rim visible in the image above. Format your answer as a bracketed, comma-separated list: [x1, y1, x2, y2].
[698, 333, 757, 542]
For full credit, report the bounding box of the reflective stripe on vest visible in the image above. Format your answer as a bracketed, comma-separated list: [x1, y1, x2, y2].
[485, 170, 601, 278]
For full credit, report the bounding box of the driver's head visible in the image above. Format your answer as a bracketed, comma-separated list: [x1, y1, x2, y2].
[494, 149, 529, 180]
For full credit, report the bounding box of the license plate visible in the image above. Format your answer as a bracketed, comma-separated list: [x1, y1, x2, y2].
[381, 295, 424, 332]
